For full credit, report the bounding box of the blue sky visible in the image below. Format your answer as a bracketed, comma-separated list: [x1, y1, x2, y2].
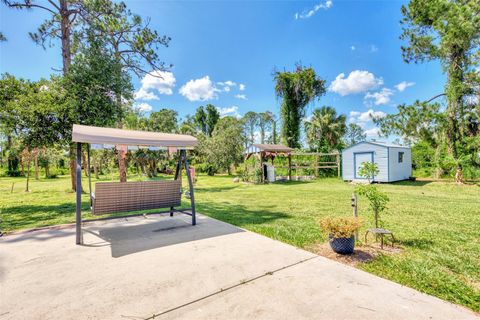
[0, 0, 445, 138]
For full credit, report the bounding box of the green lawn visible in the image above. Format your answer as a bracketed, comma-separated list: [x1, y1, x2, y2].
[1, 174, 479, 312]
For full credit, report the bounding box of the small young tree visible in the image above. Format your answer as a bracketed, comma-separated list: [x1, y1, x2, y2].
[358, 161, 379, 183]
[355, 185, 389, 229]
[20, 148, 34, 192]
[355, 162, 389, 229]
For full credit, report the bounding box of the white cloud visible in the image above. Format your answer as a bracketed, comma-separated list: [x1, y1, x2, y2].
[134, 102, 153, 113]
[223, 80, 236, 87]
[235, 94, 247, 100]
[217, 106, 240, 118]
[349, 109, 386, 130]
[358, 109, 386, 122]
[370, 44, 379, 53]
[295, 0, 333, 19]
[395, 81, 415, 92]
[135, 71, 175, 101]
[364, 88, 394, 105]
[217, 80, 237, 92]
[365, 128, 380, 137]
[329, 70, 383, 96]
[179, 76, 219, 101]
[239, 84, 246, 91]
[350, 46, 356, 51]
[134, 88, 160, 101]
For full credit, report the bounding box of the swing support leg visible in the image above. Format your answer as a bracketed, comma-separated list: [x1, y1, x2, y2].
[76, 143, 83, 245]
[183, 150, 196, 225]
[171, 151, 182, 217]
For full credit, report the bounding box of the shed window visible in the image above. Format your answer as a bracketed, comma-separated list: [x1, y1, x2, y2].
[398, 152, 404, 163]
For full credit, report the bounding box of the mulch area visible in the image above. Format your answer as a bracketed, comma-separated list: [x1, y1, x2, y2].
[308, 242, 403, 267]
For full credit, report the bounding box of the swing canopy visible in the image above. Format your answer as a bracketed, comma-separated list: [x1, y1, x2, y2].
[72, 124, 197, 148]
[72, 124, 198, 245]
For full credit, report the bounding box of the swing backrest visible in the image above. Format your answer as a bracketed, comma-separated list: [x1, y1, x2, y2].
[92, 180, 182, 215]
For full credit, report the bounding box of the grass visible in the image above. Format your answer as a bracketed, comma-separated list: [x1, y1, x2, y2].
[0, 174, 479, 312]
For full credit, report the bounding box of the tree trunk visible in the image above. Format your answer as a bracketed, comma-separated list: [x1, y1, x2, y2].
[93, 155, 99, 179]
[83, 151, 88, 177]
[59, 0, 71, 75]
[34, 151, 39, 180]
[455, 167, 463, 184]
[118, 149, 127, 182]
[45, 162, 50, 178]
[25, 160, 30, 192]
[446, 52, 465, 184]
[272, 121, 277, 144]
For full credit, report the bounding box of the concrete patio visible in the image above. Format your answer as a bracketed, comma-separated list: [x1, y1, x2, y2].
[0, 214, 477, 320]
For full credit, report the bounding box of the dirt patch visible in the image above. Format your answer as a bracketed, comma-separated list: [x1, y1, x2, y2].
[308, 242, 402, 267]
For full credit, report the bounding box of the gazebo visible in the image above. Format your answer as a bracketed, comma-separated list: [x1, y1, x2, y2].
[244, 143, 294, 182]
[72, 124, 198, 245]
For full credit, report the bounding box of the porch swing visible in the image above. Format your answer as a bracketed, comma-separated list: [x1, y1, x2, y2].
[72, 124, 198, 245]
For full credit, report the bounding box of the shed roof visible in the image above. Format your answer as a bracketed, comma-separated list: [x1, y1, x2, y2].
[72, 124, 197, 148]
[343, 141, 410, 152]
[244, 143, 294, 154]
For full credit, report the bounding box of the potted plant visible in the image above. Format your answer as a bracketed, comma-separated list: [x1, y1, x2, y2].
[319, 216, 363, 254]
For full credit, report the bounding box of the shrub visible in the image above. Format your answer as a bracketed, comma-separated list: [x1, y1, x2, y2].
[254, 167, 263, 184]
[319, 216, 363, 238]
[196, 163, 217, 176]
[355, 184, 389, 228]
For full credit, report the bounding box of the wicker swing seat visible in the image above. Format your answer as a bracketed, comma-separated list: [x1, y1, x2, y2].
[92, 180, 182, 215]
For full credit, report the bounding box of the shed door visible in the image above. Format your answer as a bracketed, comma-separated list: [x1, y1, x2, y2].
[354, 152, 374, 179]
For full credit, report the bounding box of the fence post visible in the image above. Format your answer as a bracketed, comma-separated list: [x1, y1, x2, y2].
[337, 153, 341, 178]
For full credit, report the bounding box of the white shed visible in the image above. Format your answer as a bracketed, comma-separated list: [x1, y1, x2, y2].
[342, 141, 412, 182]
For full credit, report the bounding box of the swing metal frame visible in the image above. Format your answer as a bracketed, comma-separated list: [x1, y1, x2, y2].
[72, 125, 197, 245]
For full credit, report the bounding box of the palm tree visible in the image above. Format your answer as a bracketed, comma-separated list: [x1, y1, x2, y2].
[305, 106, 347, 152]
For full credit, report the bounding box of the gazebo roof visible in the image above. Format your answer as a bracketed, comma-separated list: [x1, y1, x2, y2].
[72, 124, 197, 148]
[244, 143, 294, 155]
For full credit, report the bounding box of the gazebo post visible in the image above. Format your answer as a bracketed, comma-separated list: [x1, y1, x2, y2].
[183, 150, 196, 225]
[75, 142, 83, 245]
[288, 154, 292, 181]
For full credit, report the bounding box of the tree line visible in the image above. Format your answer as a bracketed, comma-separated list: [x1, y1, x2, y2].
[0, 0, 478, 186]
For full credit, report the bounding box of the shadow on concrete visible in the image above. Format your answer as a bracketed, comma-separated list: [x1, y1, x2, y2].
[1, 228, 75, 243]
[84, 214, 245, 258]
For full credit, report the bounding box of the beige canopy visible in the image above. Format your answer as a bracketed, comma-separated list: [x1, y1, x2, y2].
[244, 143, 293, 155]
[72, 124, 197, 148]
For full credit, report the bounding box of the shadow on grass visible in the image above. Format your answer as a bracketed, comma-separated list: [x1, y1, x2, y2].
[398, 238, 434, 249]
[195, 185, 239, 193]
[1, 203, 83, 231]
[197, 200, 290, 228]
[272, 180, 314, 186]
[391, 180, 433, 187]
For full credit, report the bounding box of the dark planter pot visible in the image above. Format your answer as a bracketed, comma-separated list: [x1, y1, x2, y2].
[329, 235, 355, 254]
